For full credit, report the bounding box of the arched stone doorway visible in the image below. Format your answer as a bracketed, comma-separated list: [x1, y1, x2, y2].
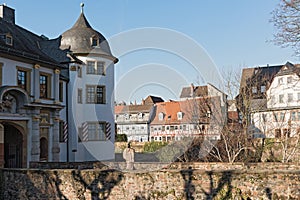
[4, 124, 23, 168]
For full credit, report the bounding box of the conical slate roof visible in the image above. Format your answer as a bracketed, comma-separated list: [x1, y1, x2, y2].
[60, 11, 117, 63]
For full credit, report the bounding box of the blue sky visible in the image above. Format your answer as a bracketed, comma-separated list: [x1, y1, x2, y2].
[4, 0, 297, 102]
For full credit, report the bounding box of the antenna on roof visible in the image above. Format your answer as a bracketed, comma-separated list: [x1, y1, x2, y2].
[80, 2, 84, 13]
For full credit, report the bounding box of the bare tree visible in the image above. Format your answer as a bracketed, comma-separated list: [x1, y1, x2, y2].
[270, 0, 300, 56]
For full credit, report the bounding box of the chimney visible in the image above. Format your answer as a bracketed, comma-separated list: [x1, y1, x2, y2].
[0, 4, 15, 24]
[190, 83, 194, 97]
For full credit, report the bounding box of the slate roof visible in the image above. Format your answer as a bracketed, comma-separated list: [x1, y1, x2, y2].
[143, 95, 164, 105]
[0, 16, 67, 69]
[60, 12, 118, 63]
[115, 104, 153, 115]
[239, 64, 283, 93]
[180, 85, 208, 99]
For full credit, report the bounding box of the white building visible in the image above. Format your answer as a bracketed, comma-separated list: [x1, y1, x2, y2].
[250, 62, 300, 138]
[60, 5, 118, 162]
[115, 96, 163, 142]
[0, 4, 118, 167]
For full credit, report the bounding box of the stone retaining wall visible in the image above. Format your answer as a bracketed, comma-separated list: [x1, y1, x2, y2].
[1, 163, 300, 199]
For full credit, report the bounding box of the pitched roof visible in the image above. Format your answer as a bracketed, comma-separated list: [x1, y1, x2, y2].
[180, 85, 208, 98]
[143, 95, 164, 105]
[115, 104, 153, 115]
[150, 97, 222, 125]
[60, 12, 118, 63]
[239, 64, 283, 91]
[0, 17, 67, 68]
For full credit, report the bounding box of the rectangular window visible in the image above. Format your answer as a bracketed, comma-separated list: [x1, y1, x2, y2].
[288, 93, 293, 102]
[279, 94, 284, 103]
[260, 85, 266, 93]
[40, 73, 51, 99]
[273, 113, 278, 122]
[88, 122, 107, 141]
[86, 61, 105, 75]
[86, 85, 105, 104]
[298, 112, 300, 121]
[96, 61, 105, 75]
[252, 86, 257, 94]
[78, 88, 82, 104]
[77, 66, 82, 78]
[278, 77, 283, 85]
[283, 129, 291, 138]
[59, 81, 63, 102]
[291, 112, 296, 121]
[280, 112, 285, 121]
[87, 61, 96, 74]
[0, 63, 2, 86]
[287, 76, 292, 84]
[298, 93, 300, 101]
[275, 129, 281, 138]
[17, 70, 26, 89]
[17, 67, 31, 93]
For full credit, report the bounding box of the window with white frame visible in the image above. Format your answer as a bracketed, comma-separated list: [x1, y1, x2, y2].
[86, 61, 105, 75]
[287, 76, 292, 84]
[158, 112, 164, 121]
[260, 85, 266, 93]
[288, 93, 293, 102]
[298, 93, 300, 101]
[86, 85, 105, 104]
[78, 88, 82, 104]
[280, 112, 285, 121]
[252, 86, 257, 94]
[278, 77, 283, 85]
[291, 111, 296, 121]
[87, 122, 107, 141]
[279, 94, 284, 103]
[177, 112, 183, 120]
[77, 66, 82, 78]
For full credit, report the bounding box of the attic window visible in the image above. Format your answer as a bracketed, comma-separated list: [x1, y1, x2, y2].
[177, 112, 183, 120]
[158, 112, 164, 121]
[0, 33, 13, 46]
[91, 36, 99, 46]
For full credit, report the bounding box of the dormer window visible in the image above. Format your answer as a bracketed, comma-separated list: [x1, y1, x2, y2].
[177, 112, 183, 120]
[91, 36, 99, 46]
[158, 112, 164, 121]
[0, 33, 13, 46]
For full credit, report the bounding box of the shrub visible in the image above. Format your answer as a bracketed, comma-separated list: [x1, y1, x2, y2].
[115, 134, 128, 142]
[143, 141, 168, 152]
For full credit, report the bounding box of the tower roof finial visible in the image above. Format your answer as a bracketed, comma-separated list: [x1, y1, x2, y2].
[80, 2, 84, 13]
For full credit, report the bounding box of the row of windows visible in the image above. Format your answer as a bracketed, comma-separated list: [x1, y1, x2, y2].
[278, 93, 300, 103]
[14, 67, 105, 104]
[150, 124, 205, 131]
[116, 113, 145, 121]
[59, 121, 109, 142]
[278, 76, 294, 85]
[158, 112, 183, 121]
[77, 85, 106, 104]
[118, 126, 145, 131]
[77, 61, 106, 77]
[78, 122, 108, 141]
[17, 68, 54, 99]
[252, 85, 266, 94]
[271, 111, 300, 122]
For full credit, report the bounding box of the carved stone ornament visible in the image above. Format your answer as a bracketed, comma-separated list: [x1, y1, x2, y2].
[0, 93, 17, 113]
